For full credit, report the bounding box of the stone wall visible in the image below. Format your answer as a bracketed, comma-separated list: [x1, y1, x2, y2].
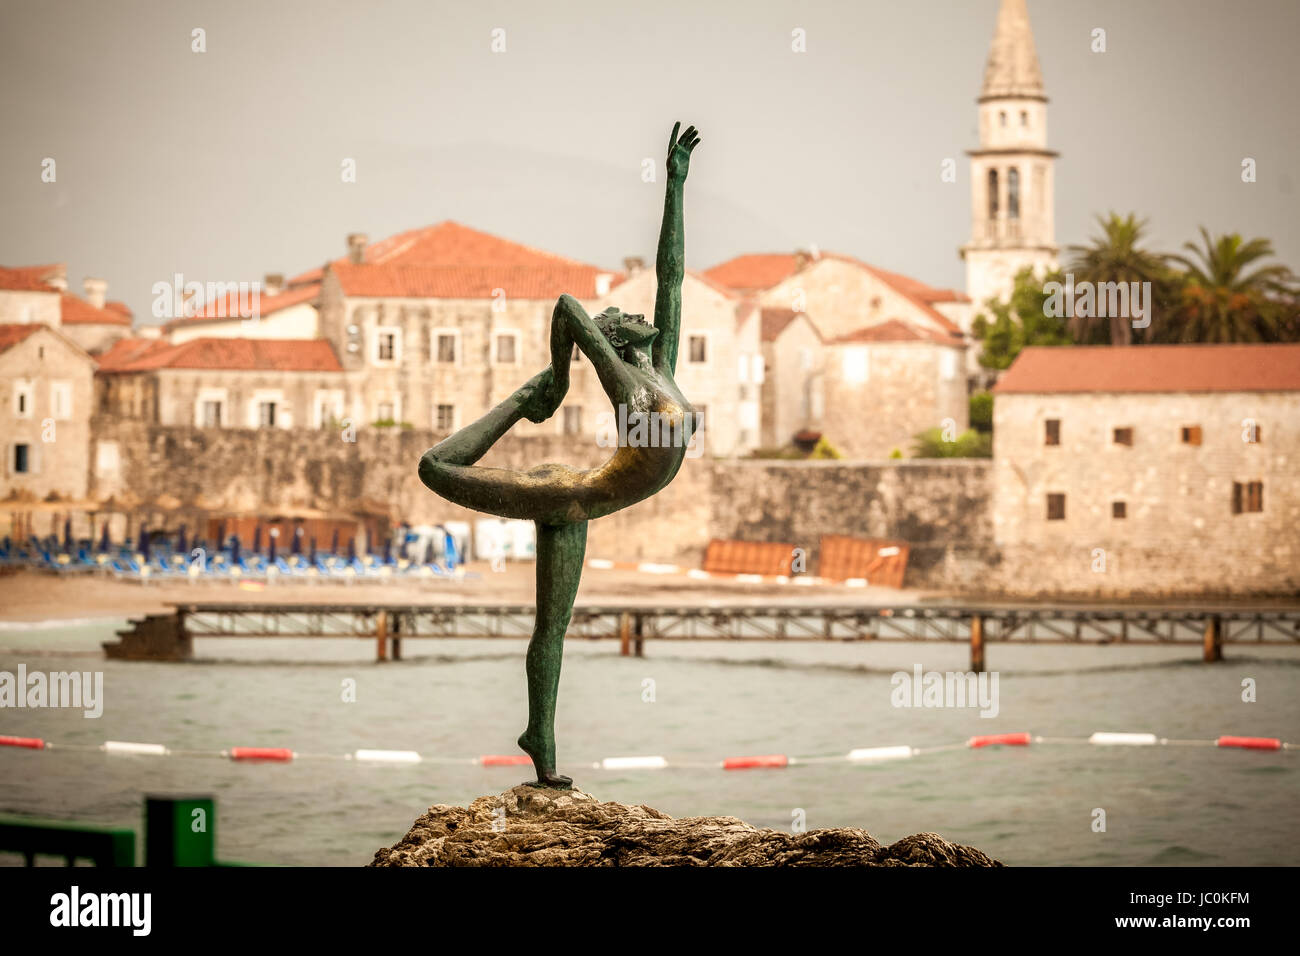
[708, 459, 995, 587]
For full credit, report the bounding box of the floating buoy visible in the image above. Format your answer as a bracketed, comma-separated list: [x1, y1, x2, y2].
[1217, 735, 1281, 751]
[600, 755, 668, 770]
[228, 746, 294, 762]
[102, 741, 168, 756]
[722, 754, 788, 770]
[480, 754, 532, 766]
[355, 749, 421, 763]
[0, 735, 44, 749]
[968, 732, 1033, 748]
[847, 745, 913, 761]
[1089, 732, 1158, 746]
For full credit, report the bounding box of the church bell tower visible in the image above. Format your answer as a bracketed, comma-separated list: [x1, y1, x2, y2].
[961, 0, 1058, 310]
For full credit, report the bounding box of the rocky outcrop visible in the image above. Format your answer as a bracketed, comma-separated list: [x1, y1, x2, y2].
[369, 785, 1001, 867]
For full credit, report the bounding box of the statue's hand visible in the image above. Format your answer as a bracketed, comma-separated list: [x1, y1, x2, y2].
[666, 122, 701, 181]
[516, 367, 567, 424]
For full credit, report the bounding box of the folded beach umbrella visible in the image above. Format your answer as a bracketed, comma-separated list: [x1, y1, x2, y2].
[177, 524, 187, 555]
[99, 524, 110, 552]
[330, 528, 339, 555]
[253, 524, 262, 554]
[291, 526, 303, 555]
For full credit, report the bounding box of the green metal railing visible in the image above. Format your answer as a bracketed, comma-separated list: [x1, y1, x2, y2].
[0, 795, 253, 866]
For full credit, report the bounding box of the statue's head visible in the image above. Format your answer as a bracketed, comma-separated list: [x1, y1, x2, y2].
[593, 307, 659, 352]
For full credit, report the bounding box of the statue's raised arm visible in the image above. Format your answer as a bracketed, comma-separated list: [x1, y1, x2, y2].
[652, 122, 701, 377]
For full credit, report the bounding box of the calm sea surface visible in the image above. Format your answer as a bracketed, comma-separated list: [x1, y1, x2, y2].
[1, 619, 1297, 866]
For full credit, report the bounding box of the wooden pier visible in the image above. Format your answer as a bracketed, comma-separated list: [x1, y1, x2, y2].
[100, 602, 1300, 670]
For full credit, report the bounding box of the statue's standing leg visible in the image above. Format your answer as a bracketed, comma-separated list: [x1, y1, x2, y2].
[518, 519, 587, 789]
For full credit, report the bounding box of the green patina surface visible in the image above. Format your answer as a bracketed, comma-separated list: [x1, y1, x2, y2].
[418, 123, 702, 788]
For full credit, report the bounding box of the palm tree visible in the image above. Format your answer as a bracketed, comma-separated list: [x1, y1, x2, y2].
[1067, 213, 1169, 345]
[1168, 228, 1295, 343]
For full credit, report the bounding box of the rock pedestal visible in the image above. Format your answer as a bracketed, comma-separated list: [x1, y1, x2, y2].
[369, 785, 1001, 867]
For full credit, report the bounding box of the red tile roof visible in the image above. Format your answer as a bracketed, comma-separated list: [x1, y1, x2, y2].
[704, 252, 966, 335]
[97, 337, 342, 373]
[828, 319, 962, 345]
[759, 308, 821, 343]
[60, 294, 132, 326]
[0, 264, 64, 292]
[294, 221, 618, 299]
[0, 323, 43, 353]
[330, 263, 610, 300]
[163, 282, 320, 331]
[993, 344, 1300, 394]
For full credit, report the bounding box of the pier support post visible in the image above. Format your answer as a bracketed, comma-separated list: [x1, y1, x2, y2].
[970, 614, 985, 674]
[1203, 615, 1222, 663]
[619, 612, 631, 657]
[391, 613, 402, 661]
[376, 611, 388, 662]
[633, 614, 644, 658]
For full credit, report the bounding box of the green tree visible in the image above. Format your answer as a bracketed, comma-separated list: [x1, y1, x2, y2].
[911, 427, 991, 459]
[971, 266, 1073, 369]
[1067, 213, 1172, 345]
[968, 391, 993, 435]
[1165, 228, 1296, 343]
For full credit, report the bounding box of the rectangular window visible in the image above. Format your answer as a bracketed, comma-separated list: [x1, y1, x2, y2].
[1234, 481, 1263, 514]
[688, 334, 708, 364]
[495, 333, 518, 364]
[1113, 427, 1133, 446]
[376, 331, 396, 361]
[258, 402, 277, 428]
[563, 406, 582, 435]
[377, 402, 394, 422]
[1181, 425, 1202, 445]
[1245, 422, 1261, 443]
[1046, 493, 1065, 521]
[436, 333, 457, 364]
[436, 404, 455, 431]
[14, 382, 33, 419]
[201, 400, 223, 427]
[1112, 501, 1126, 519]
[50, 382, 72, 421]
[1044, 419, 1060, 446]
[13, 443, 30, 474]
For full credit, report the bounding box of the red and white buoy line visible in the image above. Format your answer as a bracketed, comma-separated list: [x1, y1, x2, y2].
[1, 731, 1291, 769]
[585, 559, 867, 587]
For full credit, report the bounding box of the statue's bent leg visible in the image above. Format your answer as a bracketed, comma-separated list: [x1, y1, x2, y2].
[518, 519, 587, 789]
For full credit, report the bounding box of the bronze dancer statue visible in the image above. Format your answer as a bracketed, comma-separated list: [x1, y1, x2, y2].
[418, 123, 702, 788]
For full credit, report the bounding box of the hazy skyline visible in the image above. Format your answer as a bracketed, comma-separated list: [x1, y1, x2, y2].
[2, 0, 1297, 321]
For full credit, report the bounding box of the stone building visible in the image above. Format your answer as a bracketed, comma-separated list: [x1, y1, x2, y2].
[0, 263, 134, 355]
[960, 0, 1059, 313]
[991, 344, 1300, 597]
[705, 251, 969, 457]
[0, 323, 97, 501]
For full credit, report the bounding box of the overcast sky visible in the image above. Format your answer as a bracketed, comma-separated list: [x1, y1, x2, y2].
[2, 0, 1297, 321]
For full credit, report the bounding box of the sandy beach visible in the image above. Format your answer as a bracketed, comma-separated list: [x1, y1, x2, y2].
[0, 565, 937, 623]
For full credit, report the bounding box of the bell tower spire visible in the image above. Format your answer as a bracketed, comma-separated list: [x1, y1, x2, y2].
[961, 0, 1058, 310]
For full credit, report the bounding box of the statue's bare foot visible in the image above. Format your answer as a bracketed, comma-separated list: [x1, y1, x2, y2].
[525, 771, 573, 790]
[518, 731, 572, 789]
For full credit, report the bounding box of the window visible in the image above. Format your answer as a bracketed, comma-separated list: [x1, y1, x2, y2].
[1112, 501, 1127, 519]
[1113, 427, 1133, 446]
[1044, 419, 1060, 446]
[1181, 425, 1202, 446]
[1007, 167, 1020, 220]
[940, 350, 958, 381]
[494, 332, 518, 364]
[842, 347, 868, 384]
[687, 334, 708, 364]
[376, 330, 397, 362]
[1232, 481, 1263, 514]
[436, 404, 455, 431]
[1244, 422, 1261, 443]
[987, 169, 999, 218]
[1046, 493, 1065, 521]
[435, 332, 457, 364]
[50, 382, 72, 420]
[563, 406, 582, 435]
[258, 401, 277, 428]
[13, 443, 30, 474]
[1020, 110, 1028, 127]
[201, 400, 223, 427]
[377, 402, 394, 422]
[14, 382, 33, 418]
[998, 110, 1007, 127]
